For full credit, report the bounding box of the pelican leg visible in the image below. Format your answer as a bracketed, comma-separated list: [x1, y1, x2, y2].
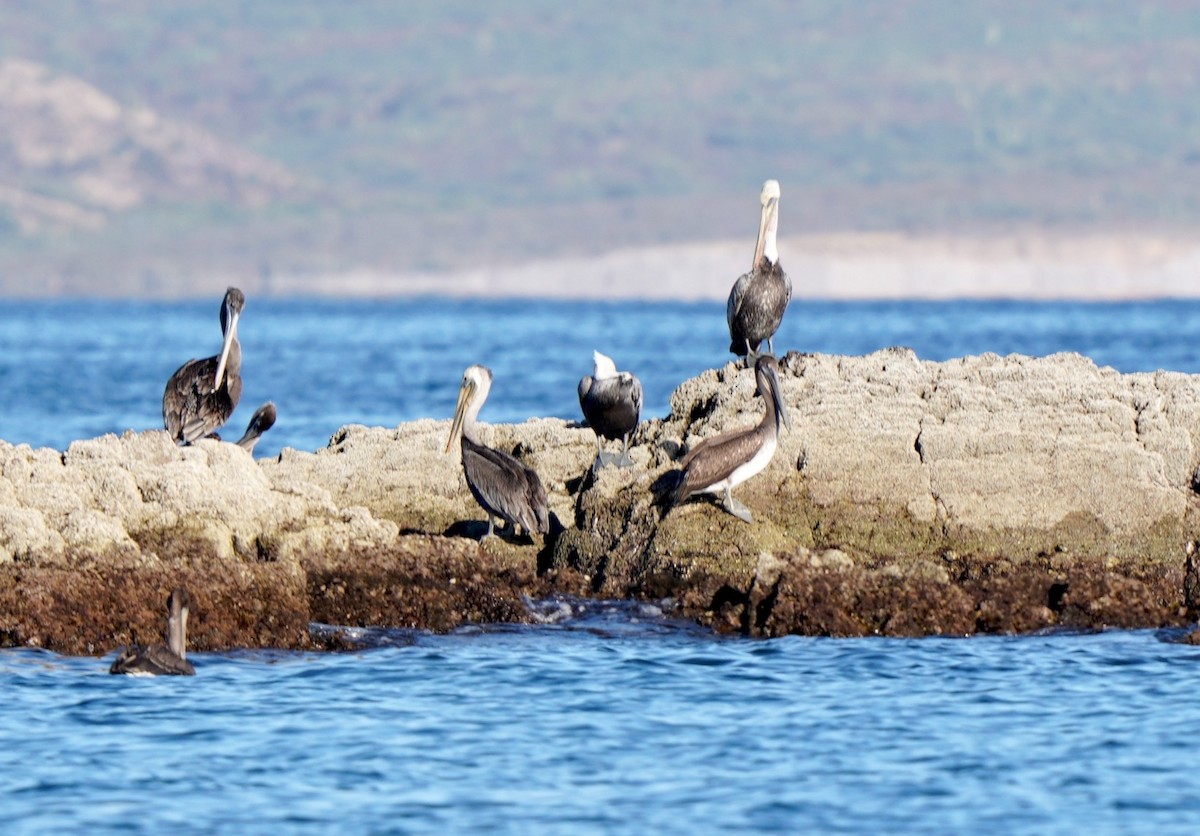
[592, 436, 618, 471]
[614, 435, 635, 468]
[481, 515, 497, 541]
[721, 486, 754, 523]
[498, 518, 520, 540]
[742, 339, 760, 368]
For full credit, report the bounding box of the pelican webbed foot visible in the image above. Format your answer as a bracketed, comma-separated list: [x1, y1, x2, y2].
[597, 450, 620, 467]
[591, 448, 627, 474]
[603, 436, 635, 468]
[482, 518, 529, 543]
[722, 488, 754, 524]
[478, 515, 499, 542]
[586, 446, 616, 476]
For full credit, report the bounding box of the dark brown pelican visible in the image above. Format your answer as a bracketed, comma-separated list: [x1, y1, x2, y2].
[578, 350, 643, 469]
[727, 180, 791, 362]
[163, 287, 245, 444]
[446, 365, 549, 540]
[234, 402, 277, 453]
[669, 354, 791, 523]
[109, 588, 196, 676]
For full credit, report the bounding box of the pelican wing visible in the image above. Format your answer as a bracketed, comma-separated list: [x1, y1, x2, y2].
[775, 262, 793, 323]
[582, 374, 642, 440]
[726, 270, 754, 337]
[109, 643, 195, 676]
[522, 464, 550, 534]
[163, 356, 210, 439]
[674, 427, 762, 504]
[727, 262, 791, 355]
[628, 373, 644, 422]
[577, 375, 594, 415]
[462, 439, 548, 534]
[163, 355, 238, 443]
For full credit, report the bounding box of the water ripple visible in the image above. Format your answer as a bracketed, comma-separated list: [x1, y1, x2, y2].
[5, 298, 1200, 453]
[5, 299, 1200, 831]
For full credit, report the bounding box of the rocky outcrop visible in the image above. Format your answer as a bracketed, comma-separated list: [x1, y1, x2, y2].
[2, 349, 1199, 653]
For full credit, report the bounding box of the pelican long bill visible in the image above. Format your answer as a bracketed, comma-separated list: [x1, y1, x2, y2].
[167, 589, 190, 660]
[445, 377, 476, 453]
[751, 182, 780, 269]
[766, 362, 791, 432]
[213, 308, 239, 391]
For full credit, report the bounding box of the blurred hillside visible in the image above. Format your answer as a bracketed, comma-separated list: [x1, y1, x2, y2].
[0, 1, 1198, 297]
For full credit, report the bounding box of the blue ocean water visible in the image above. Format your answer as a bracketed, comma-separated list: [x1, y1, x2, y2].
[4, 297, 1200, 455]
[4, 297, 1200, 833]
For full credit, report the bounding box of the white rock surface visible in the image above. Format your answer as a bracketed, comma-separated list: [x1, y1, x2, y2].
[1, 351, 1197, 566]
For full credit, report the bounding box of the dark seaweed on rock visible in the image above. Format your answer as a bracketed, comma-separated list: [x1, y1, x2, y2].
[1, 350, 1199, 650]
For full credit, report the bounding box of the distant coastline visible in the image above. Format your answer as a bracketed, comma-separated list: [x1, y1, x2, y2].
[270, 232, 1200, 302]
[4, 231, 1197, 302]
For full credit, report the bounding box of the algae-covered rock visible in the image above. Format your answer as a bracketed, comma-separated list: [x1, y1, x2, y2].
[621, 350, 1200, 569]
[2, 349, 1200, 649]
[552, 349, 1200, 633]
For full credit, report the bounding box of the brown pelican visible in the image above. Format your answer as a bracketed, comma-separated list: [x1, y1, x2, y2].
[578, 350, 643, 469]
[234, 402, 277, 453]
[445, 365, 549, 540]
[669, 354, 791, 523]
[163, 287, 245, 444]
[727, 180, 791, 362]
[109, 588, 196, 676]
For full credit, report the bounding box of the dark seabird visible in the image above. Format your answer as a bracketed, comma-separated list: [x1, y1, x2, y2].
[445, 365, 549, 540]
[109, 587, 196, 676]
[578, 350, 643, 469]
[727, 180, 791, 362]
[234, 402, 277, 453]
[669, 354, 791, 523]
[163, 287, 245, 444]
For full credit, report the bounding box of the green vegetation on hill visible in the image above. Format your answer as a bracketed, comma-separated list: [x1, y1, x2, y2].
[0, 1, 1198, 294]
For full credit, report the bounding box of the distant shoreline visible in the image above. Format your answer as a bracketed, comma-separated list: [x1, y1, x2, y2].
[265, 232, 1200, 302]
[7, 232, 1200, 301]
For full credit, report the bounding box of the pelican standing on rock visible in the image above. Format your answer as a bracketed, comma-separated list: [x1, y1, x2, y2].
[668, 354, 791, 523]
[163, 287, 245, 444]
[446, 365, 549, 541]
[578, 350, 643, 469]
[727, 180, 791, 362]
[234, 402, 277, 453]
[109, 587, 196, 676]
